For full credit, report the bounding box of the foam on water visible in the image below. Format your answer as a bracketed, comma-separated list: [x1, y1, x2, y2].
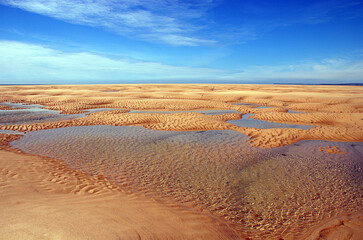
[11, 125, 363, 239]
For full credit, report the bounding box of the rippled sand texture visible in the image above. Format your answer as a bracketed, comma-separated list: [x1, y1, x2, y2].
[1, 84, 363, 147]
[11, 126, 363, 239]
[1, 84, 363, 239]
[0, 133, 22, 149]
[0, 149, 240, 240]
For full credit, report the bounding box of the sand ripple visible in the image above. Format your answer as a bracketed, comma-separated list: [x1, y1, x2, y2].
[1, 84, 363, 238]
[11, 126, 363, 239]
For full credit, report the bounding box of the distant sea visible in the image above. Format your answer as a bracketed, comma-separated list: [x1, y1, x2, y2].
[0, 82, 362, 86]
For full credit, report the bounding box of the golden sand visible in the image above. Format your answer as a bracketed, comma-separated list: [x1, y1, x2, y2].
[318, 146, 347, 154]
[1, 84, 363, 148]
[1, 84, 362, 239]
[0, 148, 240, 239]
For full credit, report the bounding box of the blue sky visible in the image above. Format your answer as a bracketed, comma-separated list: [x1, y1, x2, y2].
[0, 0, 362, 84]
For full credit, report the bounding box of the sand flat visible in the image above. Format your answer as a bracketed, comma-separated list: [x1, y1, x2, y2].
[1, 84, 362, 148]
[0, 84, 362, 239]
[0, 149, 241, 240]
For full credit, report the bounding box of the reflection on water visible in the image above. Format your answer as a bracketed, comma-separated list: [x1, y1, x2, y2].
[0, 129, 24, 135]
[234, 103, 258, 106]
[0, 102, 83, 125]
[11, 125, 363, 239]
[287, 109, 302, 113]
[228, 113, 313, 129]
[0, 102, 45, 109]
[1, 102, 312, 130]
[0, 103, 120, 125]
[129, 109, 239, 115]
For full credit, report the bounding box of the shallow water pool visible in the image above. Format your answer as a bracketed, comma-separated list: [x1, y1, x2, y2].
[228, 113, 313, 129]
[11, 125, 363, 239]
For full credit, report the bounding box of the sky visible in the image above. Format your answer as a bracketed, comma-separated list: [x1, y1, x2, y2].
[0, 0, 362, 84]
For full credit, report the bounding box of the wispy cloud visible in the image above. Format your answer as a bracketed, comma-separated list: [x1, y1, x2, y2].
[1, 0, 362, 46]
[0, 0, 216, 46]
[0, 40, 228, 83]
[154, 34, 216, 47]
[223, 58, 363, 83]
[0, 40, 362, 84]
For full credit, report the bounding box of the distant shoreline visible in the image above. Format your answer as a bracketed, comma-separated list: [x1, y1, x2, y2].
[1, 83, 362, 86]
[273, 82, 363, 86]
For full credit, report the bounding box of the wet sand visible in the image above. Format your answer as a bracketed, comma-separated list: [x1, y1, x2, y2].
[0, 149, 240, 240]
[0, 84, 362, 239]
[1, 84, 362, 148]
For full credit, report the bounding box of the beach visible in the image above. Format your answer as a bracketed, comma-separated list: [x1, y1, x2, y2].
[1, 84, 362, 239]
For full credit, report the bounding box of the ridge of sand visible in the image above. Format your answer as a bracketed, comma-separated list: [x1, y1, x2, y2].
[241, 125, 363, 148]
[0, 148, 241, 240]
[0, 105, 16, 110]
[1, 84, 362, 114]
[1, 110, 362, 148]
[250, 112, 362, 127]
[1, 84, 362, 148]
[302, 213, 363, 240]
[0, 133, 22, 148]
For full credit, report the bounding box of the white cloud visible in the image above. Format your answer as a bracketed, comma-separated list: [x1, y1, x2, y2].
[155, 34, 216, 46]
[0, 40, 362, 84]
[0, 0, 215, 46]
[223, 59, 363, 83]
[0, 40, 228, 83]
[2, 0, 361, 46]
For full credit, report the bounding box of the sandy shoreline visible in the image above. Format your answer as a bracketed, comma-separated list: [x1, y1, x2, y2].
[1, 146, 362, 240]
[1, 84, 362, 239]
[0, 148, 242, 240]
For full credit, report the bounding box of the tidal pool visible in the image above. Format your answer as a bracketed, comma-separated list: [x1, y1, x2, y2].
[129, 109, 239, 115]
[0, 129, 24, 135]
[11, 125, 363, 239]
[3, 102, 362, 238]
[228, 113, 313, 129]
[0, 102, 83, 125]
